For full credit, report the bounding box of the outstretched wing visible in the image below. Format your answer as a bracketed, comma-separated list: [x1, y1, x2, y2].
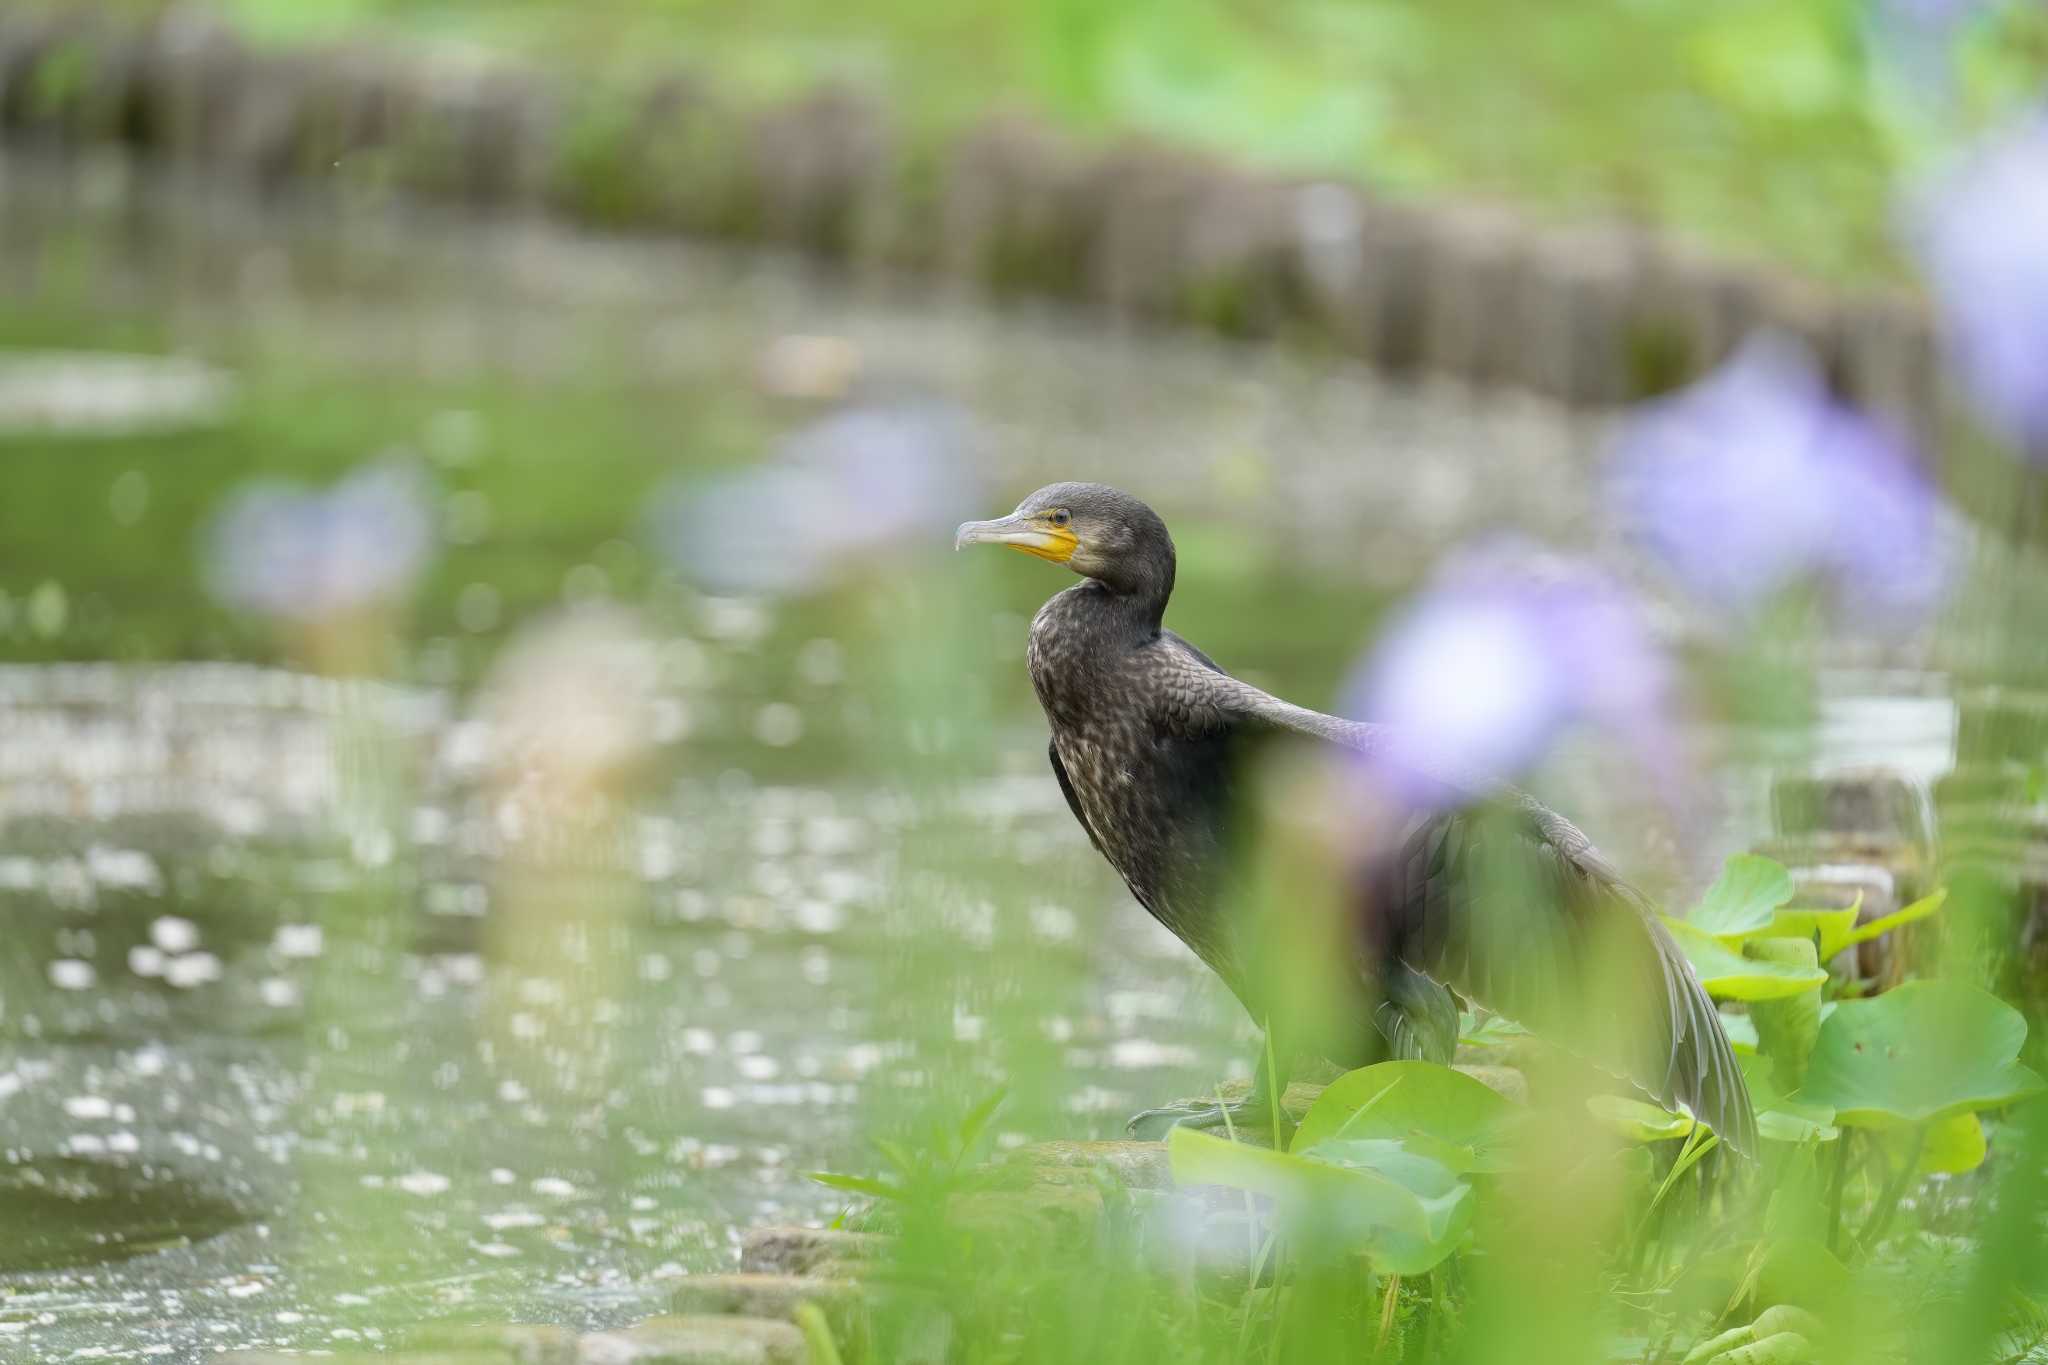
[1154, 637, 1758, 1158]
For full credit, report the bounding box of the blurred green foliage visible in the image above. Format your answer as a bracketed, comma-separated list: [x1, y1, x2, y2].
[96, 0, 2048, 282]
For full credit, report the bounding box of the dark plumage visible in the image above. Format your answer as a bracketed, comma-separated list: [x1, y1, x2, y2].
[955, 482, 1756, 1157]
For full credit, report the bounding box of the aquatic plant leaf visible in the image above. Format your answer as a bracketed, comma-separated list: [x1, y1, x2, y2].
[1716, 888, 1941, 963]
[1296, 1138, 1469, 1203]
[1720, 1010, 1761, 1054]
[1837, 888, 1947, 952]
[1663, 919, 1830, 1000]
[1586, 1094, 1694, 1142]
[1289, 1060, 1517, 1172]
[808, 1171, 902, 1201]
[1458, 1011, 1530, 1048]
[1886, 1111, 1986, 1176]
[1746, 937, 1823, 1089]
[1168, 1127, 1470, 1274]
[1690, 854, 1795, 937]
[1801, 980, 2047, 1127]
[1738, 1052, 1838, 1143]
[1752, 901, 1862, 960]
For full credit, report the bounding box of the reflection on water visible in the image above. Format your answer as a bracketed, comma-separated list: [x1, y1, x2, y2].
[0, 660, 1253, 1353]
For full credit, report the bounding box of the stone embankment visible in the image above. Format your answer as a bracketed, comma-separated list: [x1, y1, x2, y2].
[0, 6, 1937, 439]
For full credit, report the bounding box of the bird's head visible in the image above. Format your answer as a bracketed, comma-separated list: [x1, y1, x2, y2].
[954, 482, 1175, 601]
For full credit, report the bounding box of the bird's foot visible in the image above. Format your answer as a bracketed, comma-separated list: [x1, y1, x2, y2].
[1125, 1098, 1286, 1144]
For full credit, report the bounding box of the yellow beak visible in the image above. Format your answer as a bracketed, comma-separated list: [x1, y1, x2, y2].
[953, 513, 1078, 564]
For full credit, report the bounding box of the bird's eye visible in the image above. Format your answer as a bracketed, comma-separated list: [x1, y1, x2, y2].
[1048, 509, 1071, 527]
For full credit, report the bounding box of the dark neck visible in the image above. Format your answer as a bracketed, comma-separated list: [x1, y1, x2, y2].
[1092, 545, 1175, 633]
[1081, 564, 1171, 636]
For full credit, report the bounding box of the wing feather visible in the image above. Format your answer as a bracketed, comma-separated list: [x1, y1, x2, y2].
[1156, 638, 1758, 1158]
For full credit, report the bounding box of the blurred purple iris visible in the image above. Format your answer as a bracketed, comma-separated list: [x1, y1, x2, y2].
[1911, 114, 2048, 456]
[205, 463, 434, 620]
[1607, 333, 1950, 620]
[654, 401, 981, 595]
[1342, 544, 1676, 807]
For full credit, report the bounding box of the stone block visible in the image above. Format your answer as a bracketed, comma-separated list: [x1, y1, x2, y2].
[738, 1225, 886, 1276]
[576, 1316, 804, 1365]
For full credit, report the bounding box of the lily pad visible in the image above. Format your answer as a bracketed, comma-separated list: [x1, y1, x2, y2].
[1688, 854, 1795, 937]
[1883, 1111, 1986, 1176]
[1290, 1061, 1517, 1172]
[1800, 980, 2047, 1128]
[1168, 1128, 1470, 1274]
[1663, 919, 1830, 1001]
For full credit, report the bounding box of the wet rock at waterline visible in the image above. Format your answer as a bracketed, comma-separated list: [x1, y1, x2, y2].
[412, 1322, 579, 1364]
[0, 1156, 258, 1271]
[1002, 1139, 1175, 1189]
[670, 1274, 864, 1343]
[0, 1044, 280, 1271]
[1771, 769, 1932, 855]
[576, 1315, 807, 1365]
[738, 1226, 886, 1277]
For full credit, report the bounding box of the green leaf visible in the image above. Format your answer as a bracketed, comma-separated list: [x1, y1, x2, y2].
[1289, 1061, 1517, 1172]
[808, 1171, 902, 1201]
[1714, 888, 1943, 964]
[955, 1087, 1008, 1152]
[1689, 855, 1796, 938]
[1838, 889, 1947, 952]
[1885, 1111, 1986, 1176]
[1586, 1094, 1694, 1143]
[1747, 937, 1823, 1089]
[1720, 1011, 1760, 1054]
[1738, 1052, 1838, 1144]
[1168, 1127, 1470, 1274]
[1458, 1011, 1530, 1048]
[1663, 918, 1830, 1001]
[1801, 980, 2048, 1128]
[1296, 1138, 1471, 1202]
[1759, 900, 1863, 961]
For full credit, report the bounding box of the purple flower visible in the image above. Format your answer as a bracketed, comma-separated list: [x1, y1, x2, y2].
[1911, 114, 2048, 455]
[1341, 545, 1677, 806]
[1607, 334, 1950, 620]
[654, 402, 981, 595]
[205, 463, 434, 621]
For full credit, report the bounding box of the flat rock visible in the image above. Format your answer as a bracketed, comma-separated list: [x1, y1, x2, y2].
[576, 1315, 804, 1365]
[413, 1323, 579, 1364]
[216, 1354, 505, 1364]
[738, 1225, 887, 1276]
[1005, 1140, 1173, 1189]
[671, 1273, 861, 1334]
[1455, 1064, 1529, 1104]
[1771, 768, 1928, 847]
[946, 1183, 1103, 1242]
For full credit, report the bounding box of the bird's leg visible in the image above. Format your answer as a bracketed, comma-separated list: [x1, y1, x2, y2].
[1125, 1041, 1292, 1144]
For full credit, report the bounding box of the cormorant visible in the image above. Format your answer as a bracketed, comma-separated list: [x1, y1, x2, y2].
[956, 482, 1756, 1157]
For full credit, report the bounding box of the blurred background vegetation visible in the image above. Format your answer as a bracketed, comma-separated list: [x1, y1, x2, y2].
[100, 0, 2048, 279]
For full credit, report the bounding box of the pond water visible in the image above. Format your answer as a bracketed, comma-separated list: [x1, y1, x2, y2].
[0, 153, 1960, 1358]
